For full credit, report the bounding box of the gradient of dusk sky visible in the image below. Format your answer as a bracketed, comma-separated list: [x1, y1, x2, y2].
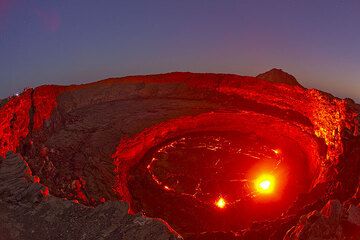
[0, 0, 359, 102]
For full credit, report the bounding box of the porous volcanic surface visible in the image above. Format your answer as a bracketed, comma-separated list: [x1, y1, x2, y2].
[0, 69, 359, 239]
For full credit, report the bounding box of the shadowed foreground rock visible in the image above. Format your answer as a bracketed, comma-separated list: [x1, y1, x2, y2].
[0, 152, 181, 240]
[284, 200, 360, 239]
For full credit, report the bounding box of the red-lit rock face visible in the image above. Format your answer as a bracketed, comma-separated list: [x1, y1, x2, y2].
[0, 70, 359, 239]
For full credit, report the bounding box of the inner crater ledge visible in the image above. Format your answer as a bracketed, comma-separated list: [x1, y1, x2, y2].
[112, 111, 325, 237]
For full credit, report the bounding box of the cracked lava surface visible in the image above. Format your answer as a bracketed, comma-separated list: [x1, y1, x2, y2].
[129, 131, 312, 234]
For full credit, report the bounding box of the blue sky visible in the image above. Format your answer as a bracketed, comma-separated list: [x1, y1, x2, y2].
[0, 0, 359, 102]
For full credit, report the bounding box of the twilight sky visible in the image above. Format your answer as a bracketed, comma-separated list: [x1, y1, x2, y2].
[0, 0, 359, 102]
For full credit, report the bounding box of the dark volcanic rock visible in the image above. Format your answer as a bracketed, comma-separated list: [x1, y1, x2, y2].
[256, 68, 301, 87]
[284, 200, 360, 239]
[0, 152, 181, 240]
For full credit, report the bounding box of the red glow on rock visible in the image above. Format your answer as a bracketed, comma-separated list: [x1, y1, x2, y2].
[0, 90, 32, 157]
[41, 187, 49, 197]
[24, 168, 32, 176]
[72, 178, 88, 203]
[33, 175, 40, 183]
[77, 191, 87, 202]
[0, 86, 65, 158]
[33, 86, 65, 130]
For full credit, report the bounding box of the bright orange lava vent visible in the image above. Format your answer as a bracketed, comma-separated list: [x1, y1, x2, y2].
[215, 197, 226, 209]
[255, 174, 275, 194]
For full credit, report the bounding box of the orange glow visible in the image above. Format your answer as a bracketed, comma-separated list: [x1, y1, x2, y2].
[255, 174, 275, 194]
[259, 180, 271, 190]
[272, 149, 281, 154]
[215, 197, 226, 209]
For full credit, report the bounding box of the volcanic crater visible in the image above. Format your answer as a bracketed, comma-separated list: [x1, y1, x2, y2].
[1, 69, 359, 239]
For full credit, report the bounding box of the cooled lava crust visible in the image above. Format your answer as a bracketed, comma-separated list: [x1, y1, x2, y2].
[1, 69, 359, 239]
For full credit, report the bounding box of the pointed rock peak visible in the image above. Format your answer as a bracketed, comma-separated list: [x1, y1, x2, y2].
[256, 68, 302, 87]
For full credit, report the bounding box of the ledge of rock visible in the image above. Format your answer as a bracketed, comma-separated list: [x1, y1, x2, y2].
[0, 152, 181, 240]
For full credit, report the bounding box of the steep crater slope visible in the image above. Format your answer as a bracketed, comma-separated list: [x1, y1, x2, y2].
[0, 69, 359, 239]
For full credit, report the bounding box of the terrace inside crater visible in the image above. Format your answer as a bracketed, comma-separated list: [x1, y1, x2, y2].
[128, 131, 313, 236]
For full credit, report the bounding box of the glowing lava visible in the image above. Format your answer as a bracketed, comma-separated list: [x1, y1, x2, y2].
[129, 131, 312, 234]
[272, 149, 281, 155]
[260, 180, 271, 190]
[215, 197, 226, 209]
[255, 174, 275, 194]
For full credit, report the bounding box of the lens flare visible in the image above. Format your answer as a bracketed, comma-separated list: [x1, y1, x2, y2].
[255, 174, 275, 194]
[215, 197, 226, 209]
